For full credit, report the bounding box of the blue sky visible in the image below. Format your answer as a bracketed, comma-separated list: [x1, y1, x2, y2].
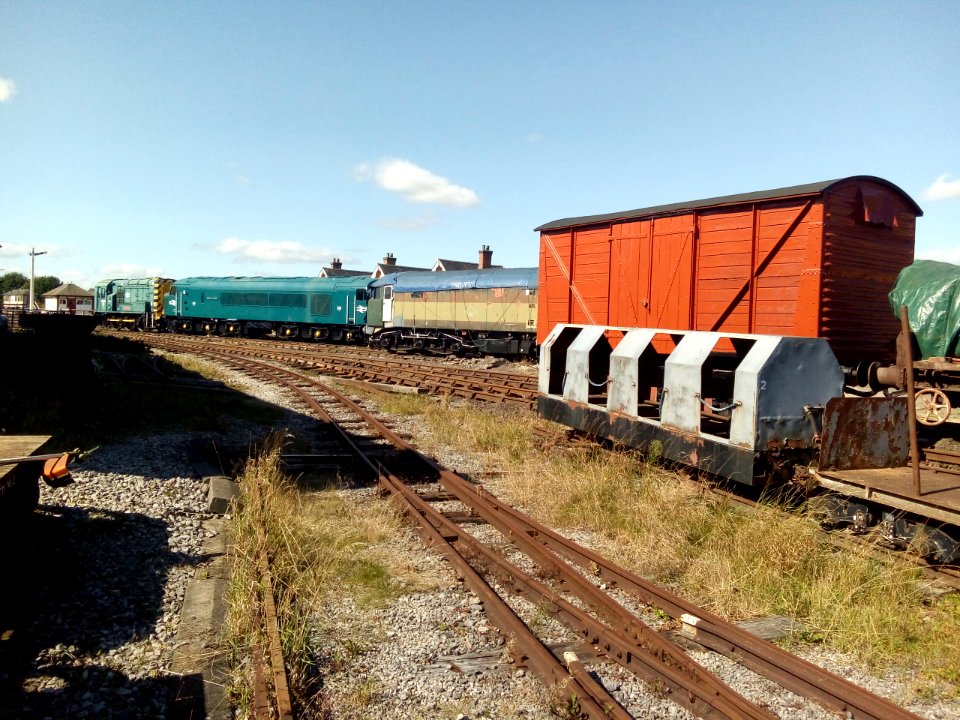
[1, 1, 958, 289]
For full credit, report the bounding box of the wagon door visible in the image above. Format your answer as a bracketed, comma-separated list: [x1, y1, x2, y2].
[648, 215, 695, 329]
[95, 284, 108, 313]
[355, 288, 368, 326]
[609, 221, 652, 328]
[344, 289, 354, 325]
[383, 286, 395, 326]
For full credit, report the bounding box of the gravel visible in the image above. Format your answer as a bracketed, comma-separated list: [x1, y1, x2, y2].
[1, 433, 219, 719]
[6, 351, 957, 720]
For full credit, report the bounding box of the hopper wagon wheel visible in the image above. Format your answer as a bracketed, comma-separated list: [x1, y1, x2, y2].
[915, 388, 951, 426]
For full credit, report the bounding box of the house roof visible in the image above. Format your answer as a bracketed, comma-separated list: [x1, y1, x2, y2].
[2, 288, 28, 297]
[534, 175, 924, 232]
[320, 267, 369, 278]
[434, 258, 503, 271]
[435, 259, 479, 271]
[373, 263, 429, 276]
[42, 283, 94, 298]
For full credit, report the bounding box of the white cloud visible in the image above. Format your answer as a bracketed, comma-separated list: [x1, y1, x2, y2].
[354, 158, 479, 207]
[921, 174, 960, 201]
[0, 77, 16, 103]
[215, 237, 336, 264]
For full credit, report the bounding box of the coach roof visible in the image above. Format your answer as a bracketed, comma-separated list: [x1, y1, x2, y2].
[371, 267, 537, 293]
[534, 175, 923, 232]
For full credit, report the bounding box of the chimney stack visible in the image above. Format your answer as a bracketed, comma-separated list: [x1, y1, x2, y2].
[478, 245, 493, 269]
[332, 258, 342, 270]
[383, 252, 397, 266]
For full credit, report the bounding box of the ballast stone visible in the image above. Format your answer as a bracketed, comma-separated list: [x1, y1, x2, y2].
[205, 475, 239, 515]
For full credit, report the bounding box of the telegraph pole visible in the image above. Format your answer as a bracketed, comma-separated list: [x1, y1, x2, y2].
[29, 248, 47, 311]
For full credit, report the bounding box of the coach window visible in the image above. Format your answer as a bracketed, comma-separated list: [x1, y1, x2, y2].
[311, 294, 332, 316]
[270, 293, 307, 307]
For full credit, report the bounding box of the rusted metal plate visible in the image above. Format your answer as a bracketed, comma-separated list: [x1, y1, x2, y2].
[818, 397, 908, 471]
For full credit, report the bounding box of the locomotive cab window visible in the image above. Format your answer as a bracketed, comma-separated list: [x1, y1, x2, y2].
[355, 288, 368, 301]
[384, 287, 393, 300]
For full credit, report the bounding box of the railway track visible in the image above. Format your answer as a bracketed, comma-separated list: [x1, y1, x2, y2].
[184, 342, 925, 720]
[129, 332, 539, 407]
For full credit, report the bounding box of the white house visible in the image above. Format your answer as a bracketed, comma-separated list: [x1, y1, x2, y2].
[2, 288, 29, 311]
[42, 283, 94, 315]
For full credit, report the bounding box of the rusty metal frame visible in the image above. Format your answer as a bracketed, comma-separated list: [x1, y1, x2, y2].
[538, 395, 759, 485]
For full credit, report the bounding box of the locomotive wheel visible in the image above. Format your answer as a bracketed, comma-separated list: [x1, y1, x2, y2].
[915, 388, 951, 426]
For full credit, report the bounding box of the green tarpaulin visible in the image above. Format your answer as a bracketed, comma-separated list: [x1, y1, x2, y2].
[889, 259, 960, 359]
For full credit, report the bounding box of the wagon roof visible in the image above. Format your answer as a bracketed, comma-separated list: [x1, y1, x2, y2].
[534, 175, 923, 232]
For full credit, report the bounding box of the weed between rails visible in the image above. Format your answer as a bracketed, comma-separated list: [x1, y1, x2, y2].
[356, 387, 960, 696]
[225, 436, 446, 716]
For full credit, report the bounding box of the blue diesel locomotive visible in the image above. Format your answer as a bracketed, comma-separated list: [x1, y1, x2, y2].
[93, 277, 174, 330]
[163, 276, 371, 341]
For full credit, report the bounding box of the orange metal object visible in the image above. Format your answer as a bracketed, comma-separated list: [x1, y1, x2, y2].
[537, 177, 921, 365]
[42, 453, 71, 485]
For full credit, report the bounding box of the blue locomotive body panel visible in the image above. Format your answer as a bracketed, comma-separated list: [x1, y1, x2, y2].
[164, 276, 371, 340]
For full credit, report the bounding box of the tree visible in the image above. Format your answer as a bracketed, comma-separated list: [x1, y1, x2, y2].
[33, 276, 62, 297]
[0, 272, 28, 294]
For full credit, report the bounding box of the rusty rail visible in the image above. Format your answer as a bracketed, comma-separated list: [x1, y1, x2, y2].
[248, 457, 294, 720]
[161, 341, 928, 720]
[433, 486, 926, 720]
[227, 361, 621, 717]
[139, 334, 538, 407]
[317, 379, 924, 720]
[197, 349, 768, 717]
